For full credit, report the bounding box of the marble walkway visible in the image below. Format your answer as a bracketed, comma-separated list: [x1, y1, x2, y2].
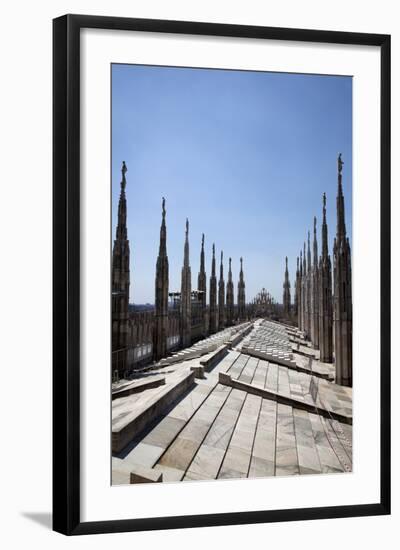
[112, 321, 352, 485]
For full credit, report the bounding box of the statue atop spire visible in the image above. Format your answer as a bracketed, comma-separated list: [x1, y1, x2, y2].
[154, 196, 169, 360]
[333, 154, 352, 386]
[121, 161, 127, 190]
[338, 152, 344, 174]
[112, 161, 130, 372]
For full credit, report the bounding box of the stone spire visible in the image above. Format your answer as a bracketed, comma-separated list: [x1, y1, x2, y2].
[311, 216, 320, 349]
[154, 197, 169, 360]
[112, 162, 130, 369]
[226, 257, 234, 326]
[283, 257, 291, 318]
[306, 231, 312, 339]
[333, 154, 352, 386]
[238, 257, 246, 320]
[209, 243, 217, 334]
[197, 233, 207, 336]
[299, 249, 303, 331]
[218, 251, 225, 330]
[294, 257, 299, 320]
[319, 192, 333, 363]
[180, 218, 191, 348]
[302, 241, 308, 337]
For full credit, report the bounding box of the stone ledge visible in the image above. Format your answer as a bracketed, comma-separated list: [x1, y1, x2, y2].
[190, 365, 205, 379]
[112, 370, 196, 454]
[242, 346, 333, 380]
[112, 375, 166, 400]
[200, 344, 228, 372]
[218, 372, 352, 426]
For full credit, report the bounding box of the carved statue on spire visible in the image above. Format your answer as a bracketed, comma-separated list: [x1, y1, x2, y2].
[121, 161, 127, 190]
[186, 218, 189, 235]
[338, 153, 344, 174]
[162, 197, 166, 218]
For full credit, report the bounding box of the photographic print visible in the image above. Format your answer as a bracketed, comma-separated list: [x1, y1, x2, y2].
[111, 64, 353, 485]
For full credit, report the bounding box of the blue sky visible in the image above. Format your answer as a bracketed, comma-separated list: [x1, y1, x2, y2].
[112, 64, 352, 305]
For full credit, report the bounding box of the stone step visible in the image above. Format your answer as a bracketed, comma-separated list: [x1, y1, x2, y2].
[218, 371, 352, 425]
[241, 346, 297, 370]
[112, 370, 196, 453]
[112, 374, 166, 400]
[200, 344, 228, 372]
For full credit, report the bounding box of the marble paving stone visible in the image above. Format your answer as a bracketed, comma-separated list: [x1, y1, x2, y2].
[186, 444, 226, 479]
[203, 395, 246, 450]
[112, 469, 130, 485]
[123, 442, 164, 468]
[183, 470, 208, 481]
[238, 357, 258, 383]
[278, 366, 291, 395]
[157, 436, 199, 471]
[218, 467, 247, 479]
[253, 402, 277, 452]
[298, 466, 323, 475]
[228, 355, 249, 378]
[156, 384, 232, 472]
[142, 416, 186, 449]
[153, 464, 185, 482]
[168, 383, 216, 422]
[275, 403, 299, 475]
[265, 364, 279, 392]
[308, 413, 345, 472]
[248, 456, 275, 478]
[219, 446, 252, 477]
[252, 360, 268, 387]
[224, 388, 247, 412]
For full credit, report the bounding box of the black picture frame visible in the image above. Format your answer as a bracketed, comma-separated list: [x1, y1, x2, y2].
[53, 14, 391, 536]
